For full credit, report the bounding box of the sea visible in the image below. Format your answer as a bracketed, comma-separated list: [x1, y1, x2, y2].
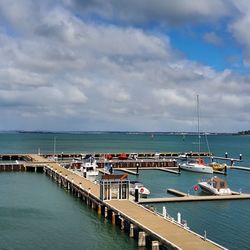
[0, 132, 250, 250]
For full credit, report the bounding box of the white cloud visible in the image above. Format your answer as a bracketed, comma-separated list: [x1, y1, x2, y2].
[0, 0, 250, 132]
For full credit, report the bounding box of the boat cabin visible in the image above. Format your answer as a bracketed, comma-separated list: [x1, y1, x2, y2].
[209, 176, 228, 190]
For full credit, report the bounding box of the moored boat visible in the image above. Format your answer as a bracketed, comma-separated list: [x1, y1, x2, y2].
[180, 158, 213, 174]
[198, 176, 232, 195]
[129, 181, 150, 198]
[71, 157, 99, 182]
[119, 153, 128, 160]
[179, 95, 213, 174]
[209, 162, 227, 171]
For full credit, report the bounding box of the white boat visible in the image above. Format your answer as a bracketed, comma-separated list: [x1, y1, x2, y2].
[80, 159, 99, 182]
[180, 158, 213, 174]
[71, 157, 99, 182]
[198, 176, 232, 195]
[129, 181, 150, 198]
[179, 95, 213, 174]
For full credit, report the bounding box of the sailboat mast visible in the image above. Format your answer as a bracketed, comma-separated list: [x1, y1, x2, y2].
[197, 95, 200, 155]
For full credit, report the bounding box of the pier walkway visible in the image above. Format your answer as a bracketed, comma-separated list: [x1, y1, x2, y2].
[138, 188, 250, 204]
[230, 166, 250, 171]
[106, 199, 222, 250]
[29, 154, 224, 249]
[139, 193, 250, 204]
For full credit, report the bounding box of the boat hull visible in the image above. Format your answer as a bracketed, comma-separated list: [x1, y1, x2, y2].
[180, 163, 213, 174]
[198, 182, 232, 195]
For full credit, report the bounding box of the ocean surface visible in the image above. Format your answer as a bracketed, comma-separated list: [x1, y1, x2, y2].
[0, 132, 250, 250]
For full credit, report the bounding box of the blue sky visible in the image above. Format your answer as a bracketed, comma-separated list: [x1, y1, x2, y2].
[0, 0, 250, 132]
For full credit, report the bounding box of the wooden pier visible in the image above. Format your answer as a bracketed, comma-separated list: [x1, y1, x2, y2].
[230, 166, 250, 171]
[139, 194, 250, 204]
[25, 154, 225, 250]
[138, 188, 250, 204]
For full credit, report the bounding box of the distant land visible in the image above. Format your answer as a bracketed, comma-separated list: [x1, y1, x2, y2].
[0, 130, 237, 135]
[238, 130, 250, 135]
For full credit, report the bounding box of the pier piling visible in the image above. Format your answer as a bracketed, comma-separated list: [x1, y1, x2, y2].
[104, 207, 108, 218]
[120, 217, 125, 230]
[129, 223, 134, 238]
[112, 212, 116, 225]
[98, 204, 102, 215]
[152, 241, 160, 250]
[138, 231, 146, 247]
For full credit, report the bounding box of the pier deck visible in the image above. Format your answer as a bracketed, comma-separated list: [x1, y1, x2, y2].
[106, 199, 221, 250]
[230, 166, 250, 171]
[139, 193, 250, 204]
[28, 154, 224, 249]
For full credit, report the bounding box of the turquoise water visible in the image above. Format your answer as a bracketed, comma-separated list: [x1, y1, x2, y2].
[0, 132, 250, 249]
[0, 172, 137, 250]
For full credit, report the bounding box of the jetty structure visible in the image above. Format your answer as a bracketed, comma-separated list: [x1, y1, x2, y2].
[139, 189, 250, 204]
[0, 153, 232, 250]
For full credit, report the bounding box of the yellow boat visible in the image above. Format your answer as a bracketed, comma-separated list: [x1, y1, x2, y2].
[209, 162, 227, 171]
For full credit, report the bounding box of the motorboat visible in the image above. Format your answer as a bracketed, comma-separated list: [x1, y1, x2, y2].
[209, 162, 227, 171]
[119, 153, 128, 160]
[81, 158, 99, 181]
[129, 181, 150, 198]
[198, 176, 232, 195]
[180, 158, 213, 174]
[178, 153, 188, 159]
[71, 157, 99, 182]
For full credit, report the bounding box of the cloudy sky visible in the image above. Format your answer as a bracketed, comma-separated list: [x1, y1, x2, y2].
[0, 0, 250, 132]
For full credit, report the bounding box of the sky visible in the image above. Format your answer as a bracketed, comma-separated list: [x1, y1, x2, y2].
[0, 0, 250, 133]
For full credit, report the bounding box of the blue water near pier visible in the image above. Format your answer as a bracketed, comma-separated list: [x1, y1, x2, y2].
[0, 132, 250, 249]
[0, 172, 137, 250]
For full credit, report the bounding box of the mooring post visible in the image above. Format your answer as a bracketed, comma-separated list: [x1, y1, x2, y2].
[162, 206, 167, 218]
[135, 186, 139, 202]
[224, 164, 227, 175]
[177, 212, 181, 224]
[138, 231, 146, 247]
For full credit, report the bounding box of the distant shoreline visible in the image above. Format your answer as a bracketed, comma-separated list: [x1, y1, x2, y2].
[0, 130, 237, 136]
